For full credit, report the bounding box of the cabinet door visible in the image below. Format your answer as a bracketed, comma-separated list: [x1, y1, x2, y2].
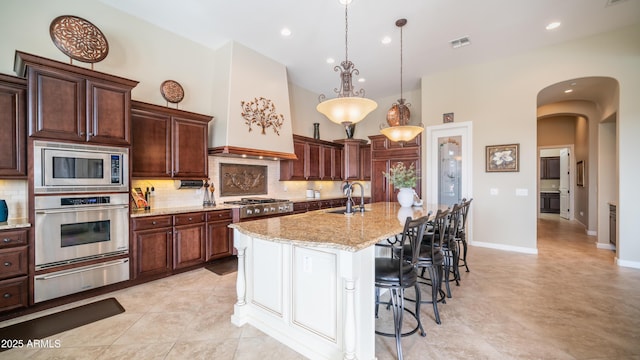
[0, 276, 28, 312]
[26, 66, 86, 141]
[371, 160, 389, 203]
[207, 220, 233, 261]
[174, 223, 206, 269]
[131, 109, 172, 178]
[333, 148, 343, 180]
[546, 157, 561, 179]
[321, 145, 334, 180]
[342, 142, 361, 180]
[0, 76, 26, 178]
[360, 144, 371, 180]
[134, 227, 172, 278]
[307, 142, 321, 180]
[172, 116, 209, 179]
[86, 79, 131, 145]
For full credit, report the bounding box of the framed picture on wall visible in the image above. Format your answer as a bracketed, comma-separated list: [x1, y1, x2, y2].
[486, 143, 519, 172]
[577, 160, 585, 187]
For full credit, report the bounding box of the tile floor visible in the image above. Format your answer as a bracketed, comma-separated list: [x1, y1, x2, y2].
[2, 214, 640, 359]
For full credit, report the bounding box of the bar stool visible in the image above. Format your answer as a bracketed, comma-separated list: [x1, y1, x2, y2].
[374, 215, 430, 360]
[456, 198, 473, 273]
[441, 202, 462, 297]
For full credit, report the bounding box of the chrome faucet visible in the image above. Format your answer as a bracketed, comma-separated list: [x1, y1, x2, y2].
[343, 181, 365, 214]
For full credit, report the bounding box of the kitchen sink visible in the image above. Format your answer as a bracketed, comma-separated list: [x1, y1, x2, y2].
[325, 207, 369, 214]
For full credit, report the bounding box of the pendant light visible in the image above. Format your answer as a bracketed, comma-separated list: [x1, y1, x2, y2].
[317, 0, 377, 128]
[380, 18, 423, 143]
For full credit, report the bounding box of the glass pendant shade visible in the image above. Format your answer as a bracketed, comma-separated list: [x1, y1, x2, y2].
[316, 96, 378, 126]
[380, 124, 423, 142]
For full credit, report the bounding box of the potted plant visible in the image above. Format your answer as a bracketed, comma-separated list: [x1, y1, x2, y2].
[383, 162, 418, 207]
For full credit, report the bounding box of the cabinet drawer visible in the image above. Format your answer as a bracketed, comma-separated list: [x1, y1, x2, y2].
[206, 210, 232, 222]
[0, 276, 28, 312]
[0, 246, 28, 280]
[293, 202, 309, 212]
[132, 216, 173, 231]
[0, 228, 27, 249]
[174, 212, 205, 225]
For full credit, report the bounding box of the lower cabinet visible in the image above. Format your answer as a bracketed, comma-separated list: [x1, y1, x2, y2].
[132, 215, 173, 279]
[540, 192, 560, 213]
[173, 212, 206, 269]
[206, 210, 233, 261]
[0, 228, 29, 313]
[132, 209, 233, 281]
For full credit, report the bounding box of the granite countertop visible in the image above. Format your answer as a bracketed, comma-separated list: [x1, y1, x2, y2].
[230, 202, 438, 252]
[131, 204, 237, 218]
[0, 218, 31, 231]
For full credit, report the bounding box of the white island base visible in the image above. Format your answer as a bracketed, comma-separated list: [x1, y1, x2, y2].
[231, 230, 376, 360]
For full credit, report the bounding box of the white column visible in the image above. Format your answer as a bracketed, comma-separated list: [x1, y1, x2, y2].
[343, 278, 356, 360]
[236, 245, 247, 306]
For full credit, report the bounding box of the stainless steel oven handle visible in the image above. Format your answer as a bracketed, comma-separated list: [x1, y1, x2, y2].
[35, 205, 129, 214]
[35, 259, 129, 280]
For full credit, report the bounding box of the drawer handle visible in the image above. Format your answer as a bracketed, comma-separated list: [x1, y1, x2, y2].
[4, 262, 11, 267]
[188, 217, 193, 221]
[3, 293, 11, 299]
[2, 238, 10, 243]
[152, 221, 157, 225]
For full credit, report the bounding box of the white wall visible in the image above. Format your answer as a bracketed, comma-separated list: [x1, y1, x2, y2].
[421, 24, 640, 266]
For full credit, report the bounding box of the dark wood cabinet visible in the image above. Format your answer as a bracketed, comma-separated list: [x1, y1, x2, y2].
[131, 215, 173, 279]
[206, 210, 233, 260]
[14, 51, 138, 146]
[540, 192, 560, 213]
[369, 135, 421, 203]
[280, 135, 343, 181]
[173, 213, 206, 269]
[334, 139, 369, 181]
[131, 101, 212, 179]
[540, 156, 560, 179]
[0, 228, 29, 313]
[360, 144, 371, 181]
[0, 74, 26, 178]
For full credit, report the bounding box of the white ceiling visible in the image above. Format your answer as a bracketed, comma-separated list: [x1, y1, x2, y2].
[100, 0, 639, 103]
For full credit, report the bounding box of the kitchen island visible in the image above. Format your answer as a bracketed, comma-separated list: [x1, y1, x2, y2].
[230, 202, 433, 360]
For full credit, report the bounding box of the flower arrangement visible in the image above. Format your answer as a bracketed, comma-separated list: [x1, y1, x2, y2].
[383, 162, 418, 189]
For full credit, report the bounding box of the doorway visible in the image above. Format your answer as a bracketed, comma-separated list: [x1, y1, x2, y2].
[538, 145, 574, 220]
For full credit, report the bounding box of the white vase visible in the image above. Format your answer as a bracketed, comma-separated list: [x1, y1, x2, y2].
[397, 188, 415, 207]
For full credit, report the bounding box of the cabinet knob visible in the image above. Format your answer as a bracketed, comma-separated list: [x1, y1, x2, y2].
[152, 221, 157, 225]
[2, 238, 10, 243]
[188, 217, 193, 221]
[3, 262, 11, 267]
[79, 131, 85, 136]
[3, 293, 11, 299]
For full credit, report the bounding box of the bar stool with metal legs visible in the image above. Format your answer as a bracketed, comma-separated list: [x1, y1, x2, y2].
[374, 215, 430, 360]
[456, 198, 473, 273]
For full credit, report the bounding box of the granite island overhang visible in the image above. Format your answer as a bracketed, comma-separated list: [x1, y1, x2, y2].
[229, 202, 433, 360]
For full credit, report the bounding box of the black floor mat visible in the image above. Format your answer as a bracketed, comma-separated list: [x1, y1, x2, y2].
[0, 297, 124, 352]
[204, 257, 238, 276]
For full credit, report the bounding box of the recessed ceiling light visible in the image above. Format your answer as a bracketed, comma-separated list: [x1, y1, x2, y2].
[280, 28, 292, 37]
[546, 22, 561, 30]
[381, 36, 392, 45]
[326, 58, 335, 64]
[564, 89, 573, 94]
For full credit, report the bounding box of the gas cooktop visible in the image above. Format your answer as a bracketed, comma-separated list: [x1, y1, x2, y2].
[224, 198, 293, 219]
[224, 197, 290, 205]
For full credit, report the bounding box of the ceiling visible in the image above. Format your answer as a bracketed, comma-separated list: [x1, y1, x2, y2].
[100, 0, 639, 104]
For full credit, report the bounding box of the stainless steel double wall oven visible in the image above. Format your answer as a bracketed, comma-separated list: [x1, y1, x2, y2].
[32, 141, 130, 303]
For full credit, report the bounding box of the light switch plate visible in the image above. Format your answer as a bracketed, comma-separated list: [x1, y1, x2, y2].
[490, 188, 499, 195]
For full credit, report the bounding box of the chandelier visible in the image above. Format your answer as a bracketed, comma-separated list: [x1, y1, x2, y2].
[317, 0, 377, 128]
[380, 18, 423, 143]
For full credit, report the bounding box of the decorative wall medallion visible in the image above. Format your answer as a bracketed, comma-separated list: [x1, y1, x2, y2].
[49, 15, 109, 64]
[220, 163, 268, 196]
[240, 97, 285, 135]
[160, 80, 185, 104]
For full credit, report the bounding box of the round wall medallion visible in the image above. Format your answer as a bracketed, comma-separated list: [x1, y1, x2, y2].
[50, 15, 109, 63]
[160, 80, 185, 104]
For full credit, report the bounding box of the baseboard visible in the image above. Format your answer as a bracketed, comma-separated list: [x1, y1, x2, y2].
[471, 241, 538, 255]
[586, 229, 597, 236]
[596, 243, 615, 250]
[617, 258, 640, 269]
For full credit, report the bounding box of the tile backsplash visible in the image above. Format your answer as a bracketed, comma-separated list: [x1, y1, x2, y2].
[0, 180, 28, 220]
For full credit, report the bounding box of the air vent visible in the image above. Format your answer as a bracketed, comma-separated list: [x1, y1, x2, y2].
[450, 36, 471, 49]
[606, 0, 629, 6]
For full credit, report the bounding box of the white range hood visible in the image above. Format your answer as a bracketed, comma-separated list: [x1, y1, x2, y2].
[209, 41, 297, 160]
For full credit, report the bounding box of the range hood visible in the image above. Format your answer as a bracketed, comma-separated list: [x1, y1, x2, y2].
[208, 42, 297, 160]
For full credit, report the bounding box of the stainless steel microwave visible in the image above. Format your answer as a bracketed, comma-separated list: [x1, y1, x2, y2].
[33, 140, 128, 194]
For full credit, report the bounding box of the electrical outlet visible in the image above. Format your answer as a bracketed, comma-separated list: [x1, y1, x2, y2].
[490, 188, 499, 195]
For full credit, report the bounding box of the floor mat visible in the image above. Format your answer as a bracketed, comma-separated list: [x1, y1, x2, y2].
[0, 297, 124, 352]
[204, 256, 238, 276]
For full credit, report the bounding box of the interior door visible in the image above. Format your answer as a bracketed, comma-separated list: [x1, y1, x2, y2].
[559, 148, 570, 219]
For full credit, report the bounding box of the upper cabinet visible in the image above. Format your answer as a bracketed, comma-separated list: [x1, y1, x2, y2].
[0, 74, 27, 178]
[540, 156, 560, 179]
[280, 135, 343, 181]
[334, 139, 369, 181]
[14, 51, 138, 146]
[131, 101, 212, 179]
[369, 134, 421, 203]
